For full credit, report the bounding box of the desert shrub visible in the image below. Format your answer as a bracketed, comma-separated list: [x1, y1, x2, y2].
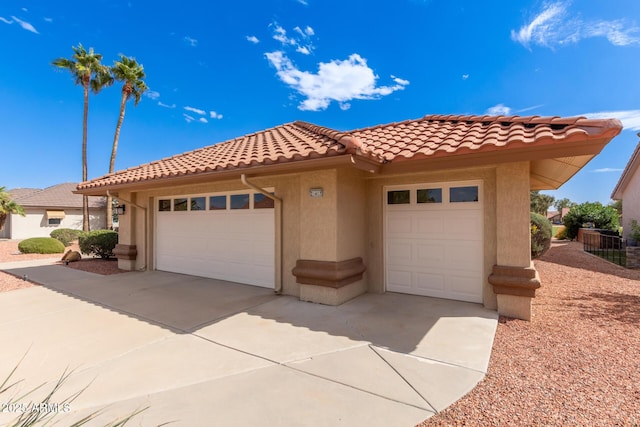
[555, 227, 568, 240]
[18, 237, 65, 254]
[79, 230, 118, 259]
[531, 212, 552, 259]
[562, 202, 619, 240]
[50, 228, 84, 246]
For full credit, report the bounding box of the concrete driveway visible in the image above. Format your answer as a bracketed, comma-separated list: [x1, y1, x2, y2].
[0, 262, 497, 426]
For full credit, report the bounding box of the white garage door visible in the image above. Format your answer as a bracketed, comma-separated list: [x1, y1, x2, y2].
[155, 191, 275, 288]
[385, 181, 483, 303]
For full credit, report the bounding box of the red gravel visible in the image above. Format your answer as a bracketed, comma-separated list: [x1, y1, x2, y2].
[419, 241, 640, 426]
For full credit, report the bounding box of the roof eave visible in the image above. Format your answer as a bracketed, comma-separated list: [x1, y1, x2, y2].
[74, 154, 361, 196]
[611, 142, 640, 200]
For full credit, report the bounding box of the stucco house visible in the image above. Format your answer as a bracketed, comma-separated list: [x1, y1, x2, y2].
[611, 140, 640, 241]
[1, 183, 107, 239]
[76, 114, 621, 320]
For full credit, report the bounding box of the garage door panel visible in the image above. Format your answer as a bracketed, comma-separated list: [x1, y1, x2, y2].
[156, 196, 275, 288]
[416, 272, 445, 292]
[385, 182, 483, 303]
[415, 214, 445, 234]
[387, 269, 413, 291]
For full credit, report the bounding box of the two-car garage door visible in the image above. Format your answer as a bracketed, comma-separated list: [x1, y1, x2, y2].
[155, 191, 275, 288]
[385, 181, 484, 303]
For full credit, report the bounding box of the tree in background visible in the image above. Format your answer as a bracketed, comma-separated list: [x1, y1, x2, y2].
[609, 199, 622, 218]
[530, 191, 555, 216]
[554, 198, 577, 211]
[0, 187, 25, 232]
[52, 44, 113, 231]
[562, 202, 620, 240]
[106, 55, 148, 229]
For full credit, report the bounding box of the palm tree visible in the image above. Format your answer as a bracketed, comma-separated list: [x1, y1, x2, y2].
[106, 55, 148, 229]
[0, 187, 25, 232]
[52, 44, 113, 232]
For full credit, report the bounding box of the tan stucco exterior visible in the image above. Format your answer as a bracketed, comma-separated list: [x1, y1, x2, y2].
[112, 161, 538, 316]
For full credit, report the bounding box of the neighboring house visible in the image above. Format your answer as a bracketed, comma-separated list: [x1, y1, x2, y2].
[0, 183, 107, 239]
[611, 141, 640, 240]
[76, 114, 622, 320]
[546, 208, 570, 224]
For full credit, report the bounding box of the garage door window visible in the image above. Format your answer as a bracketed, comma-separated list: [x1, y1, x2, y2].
[190, 197, 206, 211]
[254, 193, 274, 209]
[450, 186, 479, 203]
[417, 188, 442, 204]
[230, 194, 250, 209]
[174, 198, 188, 211]
[387, 190, 410, 205]
[159, 199, 171, 211]
[209, 195, 226, 210]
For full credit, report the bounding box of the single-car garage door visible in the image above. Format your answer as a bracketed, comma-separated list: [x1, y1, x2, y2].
[155, 191, 275, 288]
[385, 181, 483, 303]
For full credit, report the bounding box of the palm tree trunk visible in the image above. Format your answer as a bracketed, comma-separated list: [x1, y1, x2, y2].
[82, 79, 90, 232]
[106, 91, 128, 230]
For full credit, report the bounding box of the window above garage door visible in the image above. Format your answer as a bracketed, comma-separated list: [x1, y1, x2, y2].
[386, 182, 482, 210]
[157, 189, 275, 212]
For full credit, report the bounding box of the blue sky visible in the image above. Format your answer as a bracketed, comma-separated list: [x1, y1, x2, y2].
[1, 0, 639, 205]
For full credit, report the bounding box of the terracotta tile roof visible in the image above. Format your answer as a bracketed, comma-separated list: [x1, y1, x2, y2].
[77, 114, 622, 191]
[349, 114, 621, 162]
[10, 183, 105, 208]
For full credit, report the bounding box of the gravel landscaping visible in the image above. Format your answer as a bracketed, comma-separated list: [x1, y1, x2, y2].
[420, 241, 640, 426]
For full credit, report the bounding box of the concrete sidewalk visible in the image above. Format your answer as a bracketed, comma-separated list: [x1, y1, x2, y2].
[0, 264, 497, 426]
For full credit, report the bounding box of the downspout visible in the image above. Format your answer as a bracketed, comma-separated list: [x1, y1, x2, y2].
[240, 174, 283, 294]
[107, 190, 147, 271]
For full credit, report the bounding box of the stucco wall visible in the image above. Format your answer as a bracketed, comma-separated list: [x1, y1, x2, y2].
[622, 166, 640, 240]
[7, 208, 106, 239]
[116, 161, 536, 311]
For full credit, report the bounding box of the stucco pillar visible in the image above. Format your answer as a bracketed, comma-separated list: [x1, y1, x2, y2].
[113, 191, 138, 271]
[489, 163, 540, 320]
[294, 168, 367, 305]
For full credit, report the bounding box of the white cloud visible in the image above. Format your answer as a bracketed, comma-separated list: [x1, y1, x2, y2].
[144, 90, 160, 100]
[511, 1, 640, 49]
[184, 106, 206, 115]
[246, 35, 260, 44]
[4, 16, 39, 34]
[44, 17, 53, 23]
[158, 102, 176, 109]
[271, 22, 314, 55]
[183, 36, 198, 47]
[210, 111, 223, 119]
[515, 104, 544, 113]
[183, 114, 195, 123]
[199, 117, 208, 124]
[265, 51, 409, 111]
[391, 75, 410, 86]
[485, 103, 512, 116]
[582, 110, 640, 131]
[296, 0, 309, 5]
[591, 168, 624, 173]
[462, 74, 469, 80]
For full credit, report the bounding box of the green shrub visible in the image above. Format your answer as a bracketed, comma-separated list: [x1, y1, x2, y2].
[50, 228, 84, 246]
[562, 202, 619, 240]
[79, 230, 118, 259]
[555, 227, 568, 240]
[18, 237, 65, 254]
[531, 212, 552, 259]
